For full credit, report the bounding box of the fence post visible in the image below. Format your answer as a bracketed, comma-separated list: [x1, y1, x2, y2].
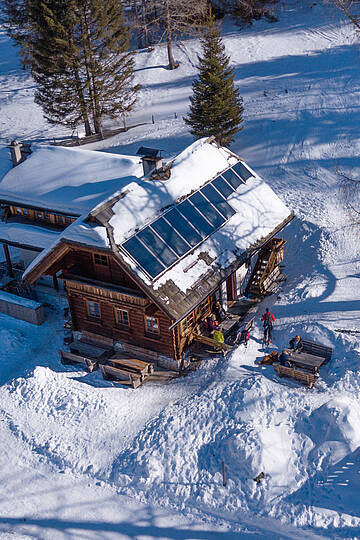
[222, 461, 226, 486]
[152, 114, 155, 124]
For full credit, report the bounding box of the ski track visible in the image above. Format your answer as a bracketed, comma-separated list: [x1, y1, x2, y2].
[1, 0, 360, 538]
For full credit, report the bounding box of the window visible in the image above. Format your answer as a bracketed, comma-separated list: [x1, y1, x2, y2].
[94, 253, 108, 266]
[44, 212, 50, 221]
[145, 316, 160, 335]
[16, 207, 22, 215]
[22, 208, 28, 215]
[56, 214, 66, 225]
[116, 308, 129, 327]
[55, 214, 74, 225]
[36, 212, 44, 220]
[87, 300, 101, 321]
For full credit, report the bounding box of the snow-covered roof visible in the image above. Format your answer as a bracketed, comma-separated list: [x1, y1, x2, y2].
[24, 138, 293, 323]
[0, 145, 143, 215]
[106, 138, 240, 243]
[0, 220, 61, 251]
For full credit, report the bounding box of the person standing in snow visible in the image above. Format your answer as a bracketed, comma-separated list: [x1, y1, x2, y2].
[261, 307, 275, 344]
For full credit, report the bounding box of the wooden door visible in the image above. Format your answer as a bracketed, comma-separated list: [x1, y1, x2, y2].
[226, 273, 236, 302]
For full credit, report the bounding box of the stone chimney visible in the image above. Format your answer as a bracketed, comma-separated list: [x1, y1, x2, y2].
[137, 146, 162, 176]
[8, 140, 32, 167]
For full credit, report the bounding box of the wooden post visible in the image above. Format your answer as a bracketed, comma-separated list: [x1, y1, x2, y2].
[53, 274, 59, 291]
[3, 243, 14, 278]
[222, 461, 226, 486]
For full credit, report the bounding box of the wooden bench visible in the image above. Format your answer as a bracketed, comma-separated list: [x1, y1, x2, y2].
[273, 363, 316, 389]
[70, 340, 110, 360]
[58, 349, 98, 373]
[120, 342, 158, 362]
[99, 363, 141, 389]
[301, 339, 333, 364]
[110, 356, 154, 377]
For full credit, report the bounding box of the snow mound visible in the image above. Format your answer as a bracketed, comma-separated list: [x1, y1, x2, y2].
[299, 398, 360, 471]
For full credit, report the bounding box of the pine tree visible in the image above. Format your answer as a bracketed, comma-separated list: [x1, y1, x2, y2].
[184, 23, 243, 146]
[1, 0, 139, 135]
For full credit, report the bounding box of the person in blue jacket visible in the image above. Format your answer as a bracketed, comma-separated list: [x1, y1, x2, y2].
[289, 335, 303, 353]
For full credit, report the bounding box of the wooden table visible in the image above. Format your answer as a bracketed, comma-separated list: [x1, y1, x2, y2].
[110, 357, 154, 376]
[218, 317, 239, 337]
[285, 351, 325, 373]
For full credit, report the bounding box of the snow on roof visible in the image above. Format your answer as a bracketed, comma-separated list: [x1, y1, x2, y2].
[0, 220, 61, 250]
[153, 178, 290, 293]
[0, 145, 143, 215]
[0, 289, 42, 309]
[109, 138, 238, 244]
[102, 138, 292, 320]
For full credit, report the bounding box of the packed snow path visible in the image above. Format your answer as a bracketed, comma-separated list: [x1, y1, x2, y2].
[1, 0, 360, 538]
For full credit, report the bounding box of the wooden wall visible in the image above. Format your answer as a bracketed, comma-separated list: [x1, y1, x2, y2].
[67, 282, 174, 358]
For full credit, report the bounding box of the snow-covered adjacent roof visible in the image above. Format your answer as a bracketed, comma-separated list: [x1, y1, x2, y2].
[0, 145, 143, 215]
[0, 220, 61, 251]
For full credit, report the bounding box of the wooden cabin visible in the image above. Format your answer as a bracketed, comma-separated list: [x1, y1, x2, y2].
[15, 137, 294, 369]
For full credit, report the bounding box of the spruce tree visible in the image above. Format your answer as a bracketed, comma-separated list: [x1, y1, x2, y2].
[184, 23, 243, 146]
[1, 0, 139, 135]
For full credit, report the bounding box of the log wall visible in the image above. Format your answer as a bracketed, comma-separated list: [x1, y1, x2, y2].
[66, 280, 175, 358]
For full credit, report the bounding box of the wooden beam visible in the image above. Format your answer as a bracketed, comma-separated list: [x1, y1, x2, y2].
[192, 333, 232, 352]
[3, 243, 13, 278]
[53, 274, 59, 290]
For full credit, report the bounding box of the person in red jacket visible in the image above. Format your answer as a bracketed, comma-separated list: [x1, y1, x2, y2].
[261, 307, 275, 344]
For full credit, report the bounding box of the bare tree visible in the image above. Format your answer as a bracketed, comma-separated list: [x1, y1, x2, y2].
[126, 0, 209, 69]
[210, 0, 277, 22]
[328, 0, 360, 30]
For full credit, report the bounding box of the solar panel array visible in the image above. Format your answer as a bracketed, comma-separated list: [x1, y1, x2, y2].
[122, 162, 254, 279]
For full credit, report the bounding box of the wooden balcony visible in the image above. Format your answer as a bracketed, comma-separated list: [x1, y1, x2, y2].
[61, 271, 150, 308]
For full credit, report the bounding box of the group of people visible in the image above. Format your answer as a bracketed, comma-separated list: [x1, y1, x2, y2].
[205, 301, 303, 354]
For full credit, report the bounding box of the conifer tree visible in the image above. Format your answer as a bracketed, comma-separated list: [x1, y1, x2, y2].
[1, 0, 139, 135]
[184, 22, 243, 146]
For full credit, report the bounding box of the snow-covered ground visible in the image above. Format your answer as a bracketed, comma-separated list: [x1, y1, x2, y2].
[1, 0, 360, 538]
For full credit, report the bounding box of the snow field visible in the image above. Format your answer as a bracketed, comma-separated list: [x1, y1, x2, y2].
[1, 0, 360, 537]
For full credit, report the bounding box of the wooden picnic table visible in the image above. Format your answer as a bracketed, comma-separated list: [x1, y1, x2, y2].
[218, 317, 238, 336]
[284, 350, 325, 373]
[110, 357, 154, 376]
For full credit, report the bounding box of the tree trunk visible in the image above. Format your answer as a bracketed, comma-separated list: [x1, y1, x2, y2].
[71, 51, 93, 136]
[132, 0, 143, 49]
[165, 0, 176, 69]
[84, 118, 92, 136]
[141, 0, 149, 47]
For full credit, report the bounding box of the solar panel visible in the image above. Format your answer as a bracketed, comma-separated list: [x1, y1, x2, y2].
[121, 160, 252, 280]
[122, 236, 164, 278]
[138, 226, 178, 267]
[189, 191, 225, 229]
[177, 200, 214, 238]
[201, 184, 236, 220]
[232, 161, 253, 181]
[212, 175, 234, 199]
[151, 217, 190, 257]
[221, 168, 243, 190]
[164, 208, 202, 247]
